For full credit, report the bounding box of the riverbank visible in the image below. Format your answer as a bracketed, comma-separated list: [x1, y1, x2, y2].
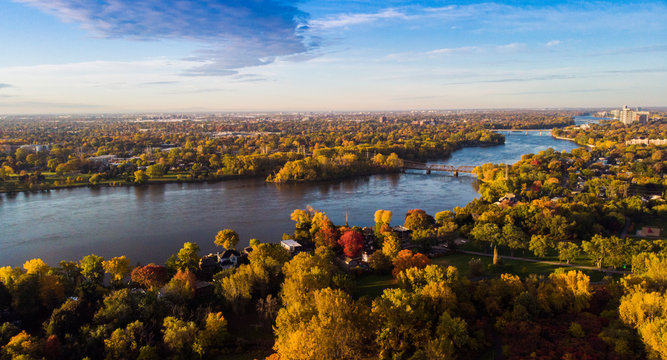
[0, 125, 584, 267]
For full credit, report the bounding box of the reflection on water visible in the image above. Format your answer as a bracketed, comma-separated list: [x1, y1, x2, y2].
[0, 119, 588, 267]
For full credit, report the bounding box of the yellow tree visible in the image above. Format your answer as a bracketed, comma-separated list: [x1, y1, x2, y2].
[103, 256, 132, 284]
[214, 229, 239, 250]
[23, 258, 49, 275]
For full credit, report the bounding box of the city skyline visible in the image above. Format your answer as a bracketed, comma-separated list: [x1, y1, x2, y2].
[0, 0, 666, 114]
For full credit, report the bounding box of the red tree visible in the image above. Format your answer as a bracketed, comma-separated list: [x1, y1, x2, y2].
[338, 230, 364, 258]
[314, 223, 339, 248]
[131, 264, 168, 290]
[392, 249, 431, 277]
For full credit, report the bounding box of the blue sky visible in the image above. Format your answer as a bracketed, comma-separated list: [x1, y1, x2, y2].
[0, 0, 665, 114]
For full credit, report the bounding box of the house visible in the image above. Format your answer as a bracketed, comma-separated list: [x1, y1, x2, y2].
[199, 254, 220, 274]
[218, 249, 240, 269]
[281, 239, 302, 254]
[637, 227, 661, 238]
[392, 226, 412, 242]
[199, 249, 241, 274]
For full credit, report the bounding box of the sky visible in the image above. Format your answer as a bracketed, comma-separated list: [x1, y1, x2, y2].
[0, 0, 665, 114]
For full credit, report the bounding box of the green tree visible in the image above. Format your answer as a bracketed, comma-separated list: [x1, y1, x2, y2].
[470, 222, 502, 264]
[145, 164, 165, 178]
[529, 234, 552, 258]
[557, 242, 581, 265]
[79, 254, 104, 284]
[162, 317, 197, 355]
[175, 242, 200, 271]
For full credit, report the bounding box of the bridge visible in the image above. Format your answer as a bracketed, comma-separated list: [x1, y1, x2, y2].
[494, 129, 550, 135]
[402, 160, 476, 176]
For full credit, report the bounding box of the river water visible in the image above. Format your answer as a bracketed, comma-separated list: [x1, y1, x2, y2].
[0, 120, 588, 266]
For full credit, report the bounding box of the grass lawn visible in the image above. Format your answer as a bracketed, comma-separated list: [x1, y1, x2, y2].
[433, 253, 610, 282]
[354, 273, 397, 298]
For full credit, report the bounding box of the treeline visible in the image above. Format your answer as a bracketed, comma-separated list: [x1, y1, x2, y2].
[1, 206, 666, 359]
[0, 112, 549, 192]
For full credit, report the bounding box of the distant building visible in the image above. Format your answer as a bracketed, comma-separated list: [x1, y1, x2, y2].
[281, 239, 302, 253]
[617, 105, 650, 125]
[626, 138, 667, 146]
[637, 227, 661, 238]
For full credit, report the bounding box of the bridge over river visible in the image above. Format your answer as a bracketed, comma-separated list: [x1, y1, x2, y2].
[402, 160, 477, 176]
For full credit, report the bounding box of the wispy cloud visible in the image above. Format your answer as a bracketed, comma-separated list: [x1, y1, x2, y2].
[14, 0, 312, 76]
[310, 9, 407, 29]
[0, 83, 11, 89]
[545, 40, 561, 47]
[427, 46, 480, 55]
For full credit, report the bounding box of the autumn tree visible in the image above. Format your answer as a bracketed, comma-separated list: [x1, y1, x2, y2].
[374, 209, 392, 233]
[131, 264, 168, 291]
[193, 312, 228, 357]
[23, 258, 49, 275]
[392, 249, 431, 277]
[382, 233, 402, 260]
[103, 256, 132, 285]
[133, 169, 148, 184]
[162, 316, 197, 355]
[80, 254, 105, 284]
[274, 288, 372, 359]
[164, 270, 197, 302]
[215, 229, 239, 250]
[175, 242, 200, 271]
[338, 229, 364, 258]
[404, 209, 435, 231]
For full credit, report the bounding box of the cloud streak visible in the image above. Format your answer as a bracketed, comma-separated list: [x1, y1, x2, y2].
[14, 0, 312, 75]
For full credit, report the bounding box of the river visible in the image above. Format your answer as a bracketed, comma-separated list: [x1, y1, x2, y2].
[0, 120, 588, 266]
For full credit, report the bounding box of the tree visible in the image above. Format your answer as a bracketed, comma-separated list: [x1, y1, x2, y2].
[404, 209, 435, 231]
[557, 242, 580, 265]
[164, 270, 197, 302]
[371, 288, 431, 358]
[103, 256, 132, 285]
[23, 258, 49, 275]
[131, 264, 168, 291]
[193, 312, 228, 357]
[582, 235, 607, 268]
[313, 220, 339, 248]
[529, 234, 552, 258]
[89, 173, 101, 185]
[162, 316, 197, 354]
[175, 242, 200, 271]
[44, 299, 83, 338]
[502, 222, 527, 256]
[392, 249, 431, 277]
[338, 230, 364, 258]
[470, 222, 502, 264]
[104, 320, 144, 360]
[145, 164, 165, 178]
[274, 288, 372, 359]
[382, 233, 401, 260]
[374, 209, 392, 232]
[256, 294, 280, 322]
[79, 254, 105, 284]
[367, 251, 393, 274]
[133, 169, 148, 184]
[215, 229, 239, 249]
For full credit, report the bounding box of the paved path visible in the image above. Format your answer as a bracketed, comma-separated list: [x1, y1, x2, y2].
[457, 250, 630, 275]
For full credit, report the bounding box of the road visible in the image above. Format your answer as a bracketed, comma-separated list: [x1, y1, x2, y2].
[457, 250, 630, 275]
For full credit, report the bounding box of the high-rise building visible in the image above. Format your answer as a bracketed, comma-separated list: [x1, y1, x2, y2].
[616, 105, 649, 125]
